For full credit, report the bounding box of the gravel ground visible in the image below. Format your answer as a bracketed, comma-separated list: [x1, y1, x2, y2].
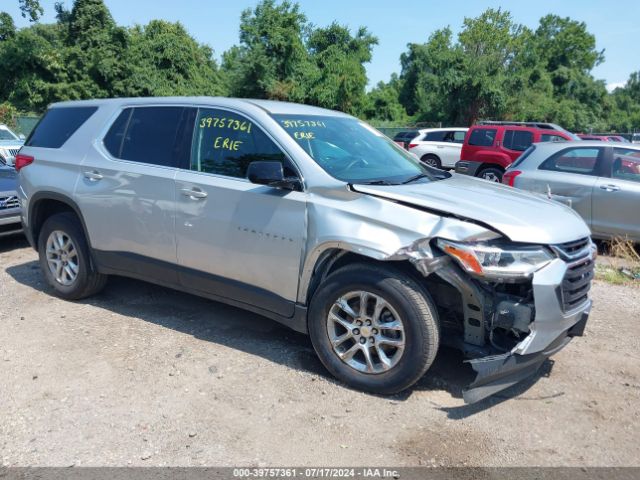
[1, 234, 639, 467]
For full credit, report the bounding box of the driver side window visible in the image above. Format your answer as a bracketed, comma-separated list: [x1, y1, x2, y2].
[191, 108, 288, 179]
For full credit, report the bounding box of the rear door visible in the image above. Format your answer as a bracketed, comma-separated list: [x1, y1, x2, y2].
[439, 130, 465, 167]
[501, 129, 534, 162]
[174, 107, 306, 317]
[592, 147, 640, 241]
[76, 106, 194, 275]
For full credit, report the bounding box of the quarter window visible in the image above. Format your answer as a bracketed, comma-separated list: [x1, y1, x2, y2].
[191, 108, 287, 179]
[468, 128, 496, 147]
[612, 148, 640, 183]
[103, 107, 193, 168]
[503, 130, 533, 151]
[540, 147, 601, 175]
[25, 106, 97, 149]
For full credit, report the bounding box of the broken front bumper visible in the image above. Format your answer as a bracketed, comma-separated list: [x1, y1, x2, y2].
[462, 256, 594, 403]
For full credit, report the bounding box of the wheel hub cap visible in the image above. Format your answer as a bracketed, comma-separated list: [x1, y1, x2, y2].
[326, 290, 406, 374]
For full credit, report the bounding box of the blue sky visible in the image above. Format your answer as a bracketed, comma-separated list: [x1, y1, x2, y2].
[5, 0, 640, 90]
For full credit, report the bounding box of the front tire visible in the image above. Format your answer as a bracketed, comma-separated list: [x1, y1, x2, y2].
[421, 154, 442, 169]
[308, 263, 439, 394]
[38, 212, 107, 300]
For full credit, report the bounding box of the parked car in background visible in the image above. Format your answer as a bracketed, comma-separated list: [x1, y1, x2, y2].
[0, 124, 24, 167]
[632, 133, 640, 144]
[577, 134, 629, 142]
[503, 141, 640, 242]
[17, 97, 594, 403]
[0, 163, 21, 237]
[407, 127, 468, 169]
[456, 121, 578, 182]
[392, 130, 419, 149]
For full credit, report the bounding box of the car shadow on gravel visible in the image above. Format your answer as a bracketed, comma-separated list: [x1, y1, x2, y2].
[7, 259, 555, 417]
[0, 233, 29, 253]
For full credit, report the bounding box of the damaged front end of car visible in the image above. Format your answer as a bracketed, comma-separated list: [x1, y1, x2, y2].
[398, 234, 595, 403]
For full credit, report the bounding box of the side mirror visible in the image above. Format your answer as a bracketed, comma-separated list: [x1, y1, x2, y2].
[247, 161, 301, 190]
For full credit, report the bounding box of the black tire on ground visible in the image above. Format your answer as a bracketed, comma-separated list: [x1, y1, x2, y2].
[478, 166, 504, 182]
[37, 212, 107, 300]
[421, 154, 442, 169]
[308, 263, 440, 394]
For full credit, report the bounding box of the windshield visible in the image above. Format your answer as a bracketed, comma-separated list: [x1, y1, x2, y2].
[272, 114, 448, 185]
[0, 127, 18, 141]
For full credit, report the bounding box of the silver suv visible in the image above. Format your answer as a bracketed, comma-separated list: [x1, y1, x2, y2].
[17, 98, 595, 403]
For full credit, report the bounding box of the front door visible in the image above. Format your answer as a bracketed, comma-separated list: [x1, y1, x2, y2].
[592, 147, 640, 241]
[174, 107, 307, 317]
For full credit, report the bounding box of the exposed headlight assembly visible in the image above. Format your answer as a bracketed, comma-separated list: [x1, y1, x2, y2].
[437, 239, 554, 281]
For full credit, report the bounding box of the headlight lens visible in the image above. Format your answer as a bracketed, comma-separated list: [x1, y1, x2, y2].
[437, 239, 554, 280]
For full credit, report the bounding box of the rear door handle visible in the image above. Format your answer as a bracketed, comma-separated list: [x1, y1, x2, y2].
[599, 184, 620, 192]
[181, 188, 208, 199]
[83, 170, 103, 181]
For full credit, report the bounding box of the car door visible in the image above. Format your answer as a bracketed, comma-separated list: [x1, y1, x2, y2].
[592, 147, 640, 241]
[174, 107, 307, 317]
[76, 106, 194, 277]
[529, 146, 605, 228]
[439, 130, 465, 168]
[501, 129, 534, 163]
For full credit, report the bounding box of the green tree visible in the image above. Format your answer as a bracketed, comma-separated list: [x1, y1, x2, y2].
[222, 0, 310, 101]
[363, 75, 408, 123]
[306, 23, 377, 114]
[0, 12, 16, 41]
[18, 0, 43, 22]
[116, 20, 225, 97]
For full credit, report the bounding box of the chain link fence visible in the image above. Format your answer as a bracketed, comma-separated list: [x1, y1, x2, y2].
[15, 115, 40, 136]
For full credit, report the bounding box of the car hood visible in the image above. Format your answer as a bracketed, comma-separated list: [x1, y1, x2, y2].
[352, 174, 591, 245]
[0, 167, 17, 193]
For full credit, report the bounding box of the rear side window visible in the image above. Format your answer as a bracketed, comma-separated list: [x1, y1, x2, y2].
[612, 148, 640, 183]
[103, 107, 195, 168]
[540, 147, 602, 176]
[540, 134, 567, 143]
[503, 130, 533, 151]
[424, 131, 447, 142]
[468, 128, 496, 147]
[25, 106, 97, 148]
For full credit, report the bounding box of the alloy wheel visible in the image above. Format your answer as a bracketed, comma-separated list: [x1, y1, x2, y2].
[326, 290, 406, 374]
[45, 230, 79, 286]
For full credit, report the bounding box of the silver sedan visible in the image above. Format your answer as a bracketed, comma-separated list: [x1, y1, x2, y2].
[503, 141, 640, 242]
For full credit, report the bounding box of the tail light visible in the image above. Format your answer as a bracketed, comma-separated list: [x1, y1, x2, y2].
[14, 154, 34, 171]
[408, 143, 419, 149]
[502, 170, 522, 187]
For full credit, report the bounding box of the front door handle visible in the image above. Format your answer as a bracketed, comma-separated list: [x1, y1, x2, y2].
[181, 188, 208, 199]
[599, 184, 620, 192]
[83, 170, 103, 181]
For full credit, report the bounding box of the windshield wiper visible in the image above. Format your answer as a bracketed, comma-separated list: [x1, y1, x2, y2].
[401, 173, 431, 184]
[359, 180, 399, 186]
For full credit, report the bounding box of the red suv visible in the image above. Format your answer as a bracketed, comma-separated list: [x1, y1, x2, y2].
[455, 121, 577, 182]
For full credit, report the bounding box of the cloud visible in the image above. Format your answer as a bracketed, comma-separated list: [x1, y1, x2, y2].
[606, 81, 626, 92]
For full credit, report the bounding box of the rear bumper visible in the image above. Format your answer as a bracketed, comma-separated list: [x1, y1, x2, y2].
[463, 307, 589, 403]
[454, 160, 481, 176]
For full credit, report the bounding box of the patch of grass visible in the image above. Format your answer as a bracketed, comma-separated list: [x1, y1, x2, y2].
[595, 264, 631, 285]
[596, 237, 640, 286]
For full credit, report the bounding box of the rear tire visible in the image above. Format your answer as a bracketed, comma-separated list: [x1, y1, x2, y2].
[421, 154, 442, 169]
[38, 212, 107, 300]
[478, 166, 504, 182]
[308, 263, 439, 394]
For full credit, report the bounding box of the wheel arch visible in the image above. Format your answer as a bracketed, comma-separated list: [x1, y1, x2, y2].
[28, 192, 91, 251]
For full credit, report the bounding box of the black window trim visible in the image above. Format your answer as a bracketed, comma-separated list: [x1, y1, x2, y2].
[99, 103, 306, 189]
[538, 145, 609, 177]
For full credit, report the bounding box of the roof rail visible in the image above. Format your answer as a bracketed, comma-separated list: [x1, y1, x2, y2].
[476, 120, 559, 130]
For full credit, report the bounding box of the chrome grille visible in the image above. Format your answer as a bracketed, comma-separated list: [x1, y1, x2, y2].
[0, 195, 19, 210]
[553, 237, 594, 312]
[8, 148, 20, 157]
